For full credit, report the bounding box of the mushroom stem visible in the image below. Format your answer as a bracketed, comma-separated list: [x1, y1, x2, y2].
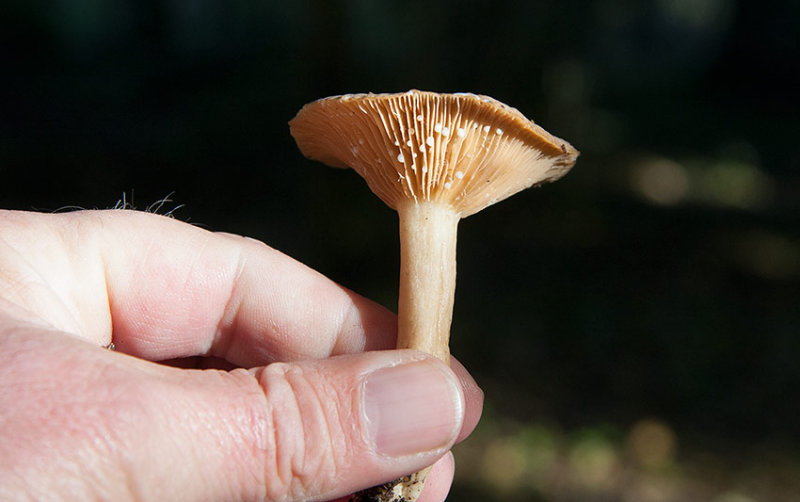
[397, 200, 460, 364]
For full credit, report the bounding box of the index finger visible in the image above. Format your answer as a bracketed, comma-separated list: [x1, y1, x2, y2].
[2, 209, 397, 365]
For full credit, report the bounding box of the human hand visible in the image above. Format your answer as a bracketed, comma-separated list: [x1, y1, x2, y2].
[0, 209, 482, 501]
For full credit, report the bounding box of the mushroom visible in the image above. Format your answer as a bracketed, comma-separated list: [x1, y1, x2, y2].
[289, 90, 578, 501]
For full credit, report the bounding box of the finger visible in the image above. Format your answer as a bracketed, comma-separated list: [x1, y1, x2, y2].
[100, 211, 397, 363]
[0, 210, 397, 365]
[0, 329, 473, 502]
[418, 453, 455, 502]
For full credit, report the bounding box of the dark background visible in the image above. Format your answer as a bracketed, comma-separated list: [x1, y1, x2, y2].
[2, 1, 799, 500]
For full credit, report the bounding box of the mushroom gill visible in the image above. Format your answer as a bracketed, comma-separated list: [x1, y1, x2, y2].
[289, 90, 577, 218]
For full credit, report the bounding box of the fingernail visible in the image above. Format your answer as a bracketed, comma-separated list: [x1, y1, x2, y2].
[364, 360, 463, 457]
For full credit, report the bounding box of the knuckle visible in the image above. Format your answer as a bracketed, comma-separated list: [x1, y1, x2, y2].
[256, 362, 352, 501]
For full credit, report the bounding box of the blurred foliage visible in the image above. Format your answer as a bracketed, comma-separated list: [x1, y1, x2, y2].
[1, 0, 799, 500]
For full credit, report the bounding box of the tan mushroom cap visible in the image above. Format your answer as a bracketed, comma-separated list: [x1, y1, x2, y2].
[289, 90, 579, 217]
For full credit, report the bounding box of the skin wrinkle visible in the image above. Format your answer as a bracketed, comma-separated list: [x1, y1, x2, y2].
[79, 218, 117, 346]
[97, 227, 115, 348]
[313, 375, 361, 502]
[176, 233, 243, 354]
[217, 238, 305, 365]
[281, 364, 312, 501]
[331, 296, 366, 356]
[210, 237, 249, 358]
[59, 212, 110, 342]
[254, 363, 297, 502]
[291, 364, 344, 500]
[179, 231, 214, 295]
[229, 368, 270, 502]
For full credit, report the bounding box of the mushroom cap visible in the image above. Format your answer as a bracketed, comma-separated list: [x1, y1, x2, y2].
[289, 90, 578, 217]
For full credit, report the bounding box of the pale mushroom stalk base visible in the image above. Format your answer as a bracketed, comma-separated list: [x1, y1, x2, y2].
[349, 466, 432, 502]
[351, 201, 458, 501]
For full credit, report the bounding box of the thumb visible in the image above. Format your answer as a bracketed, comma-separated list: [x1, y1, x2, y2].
[247, 350, 465, 501]
[0, 331, 465, 502]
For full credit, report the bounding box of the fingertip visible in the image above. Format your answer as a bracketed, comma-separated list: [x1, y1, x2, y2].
[449, 357, 484, 443]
